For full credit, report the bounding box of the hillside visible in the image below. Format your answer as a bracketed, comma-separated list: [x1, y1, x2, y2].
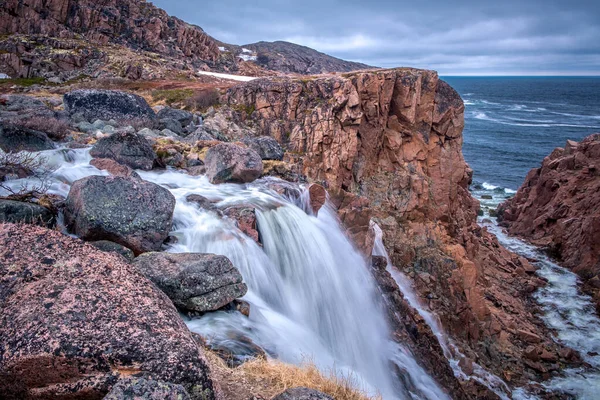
[242, 41, 372, 74]
[0, 0, 372, 81]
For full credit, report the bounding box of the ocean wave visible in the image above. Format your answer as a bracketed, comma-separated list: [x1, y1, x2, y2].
[464, 100, 475, 105]
[472, 182, 518, 195]
[470, 111, 600, 129]
[548, 111, 600, 120]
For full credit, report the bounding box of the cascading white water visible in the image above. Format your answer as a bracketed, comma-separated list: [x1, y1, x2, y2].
[483, 221, 600, 399]
[474, 188, 600, 399]
[2, 147, 450, 400]
[371, 224, 512, 400]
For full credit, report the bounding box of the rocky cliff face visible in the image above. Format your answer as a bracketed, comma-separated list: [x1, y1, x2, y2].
[243, 41, 371, 75]
[0, 0, 220, 62]
[499, 134, 600, 310]
[219, 69, 579, 391]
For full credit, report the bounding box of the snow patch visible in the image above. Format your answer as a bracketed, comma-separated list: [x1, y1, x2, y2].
[239, 54, 258, 62]
[0, 73, 10, 79]
[196, 71, 257, 82]
[218, 46, 227, 52]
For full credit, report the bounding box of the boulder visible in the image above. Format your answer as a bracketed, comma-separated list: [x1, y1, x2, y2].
[0, 123, 55, 153]
[90, 132, 156, 171]
[242, 136, 284, 161]
[133, 252, 248, 313]
[104, 378, 191, 400]
[159, 118, 184, 135]
[0, 223, 219, 399]
[272, 388, 333, 400]
[0, 199, 55, 227]
[90, 240, 135, 262]
[64, 175, 176, 255]
[90, 158, 140, 178]
[205, 143, 263, 184]
[157, 107, 194, 126]
[63, 90, 157, 125]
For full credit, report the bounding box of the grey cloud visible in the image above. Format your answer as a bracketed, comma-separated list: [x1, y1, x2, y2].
[152, 0, 600, 75]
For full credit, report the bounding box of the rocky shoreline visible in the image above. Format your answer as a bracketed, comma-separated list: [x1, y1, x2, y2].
[498, 134, 600, 313]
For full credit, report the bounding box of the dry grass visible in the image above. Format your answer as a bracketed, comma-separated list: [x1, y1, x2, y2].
[204, 350, 377, 400]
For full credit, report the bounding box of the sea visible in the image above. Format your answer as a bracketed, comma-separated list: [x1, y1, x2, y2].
[442, 77, 600, 195]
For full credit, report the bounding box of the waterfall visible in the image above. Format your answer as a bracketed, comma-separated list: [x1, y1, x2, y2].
[2, 147, 450, 400]
[371, 224, 512, 400]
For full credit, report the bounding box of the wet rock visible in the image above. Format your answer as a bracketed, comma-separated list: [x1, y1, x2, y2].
[186, 194, 222, 215]
[242, 136, 284, 161]
[90, 132, 156, 171]
[157, 107, 194, 127]
[222, 205, 260, 243]
[90, 158, 140, 178]
[205, 143, 263, 184]
[0, 200, 56, 227]
[104, 377, 191, 400]
[0, 223, 219, 399]
[272, 387, 333, 400]
[133, 252, 247, 313]
[64, 90, 157, 125]
[90, 240, 135, 262]
[64, 175, 176, 255]
[308, 183, 327, 215]
[208, 332, 266, 368]
[0, 123, 55, 152]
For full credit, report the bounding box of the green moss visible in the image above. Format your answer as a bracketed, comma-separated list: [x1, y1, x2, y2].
[0, 77, 47, 87]
[151, 89, 194, 106]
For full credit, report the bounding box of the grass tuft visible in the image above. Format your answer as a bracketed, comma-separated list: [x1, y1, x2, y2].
[204, 350, 377, 400]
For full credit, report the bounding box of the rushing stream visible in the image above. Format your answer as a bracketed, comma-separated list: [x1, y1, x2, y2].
[1, 147, 448, 400]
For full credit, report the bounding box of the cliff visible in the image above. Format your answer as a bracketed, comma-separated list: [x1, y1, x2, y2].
[499, 134, 600, 310]
[217, 68, 579, 390]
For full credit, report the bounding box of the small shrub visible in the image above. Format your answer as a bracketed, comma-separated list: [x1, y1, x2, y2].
[151, 88, 194, 106]
[17, 116, 71, 141]
[0, 151, 50, 198]
[184, 89, 220, 111]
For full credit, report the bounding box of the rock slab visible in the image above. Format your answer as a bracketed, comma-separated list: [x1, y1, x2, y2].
[205, 143, 263, 184]
[0, 123, 55, 153]
[133, 252, 247, 313]
[0, 199, 56, 227]
[104, 377, 191, 400]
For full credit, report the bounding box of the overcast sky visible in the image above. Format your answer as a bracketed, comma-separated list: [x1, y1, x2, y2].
[152, 0, 600, 75]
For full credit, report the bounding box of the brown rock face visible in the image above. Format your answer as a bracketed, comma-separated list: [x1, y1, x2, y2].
[0, 0, 220, 64]
[499, 134, 600, 309]
[0, 223, 219, 399]
[221, 68, 580, 390]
